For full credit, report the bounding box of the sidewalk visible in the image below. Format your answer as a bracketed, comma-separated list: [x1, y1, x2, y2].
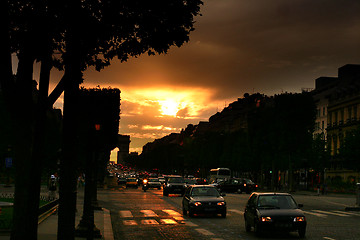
[0, 188, 113, 240]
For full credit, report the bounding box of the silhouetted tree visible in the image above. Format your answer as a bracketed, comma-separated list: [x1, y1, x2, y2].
[4, 0, 203, 239]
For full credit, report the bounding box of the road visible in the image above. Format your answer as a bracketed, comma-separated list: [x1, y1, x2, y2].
[98, 187, 360, 240]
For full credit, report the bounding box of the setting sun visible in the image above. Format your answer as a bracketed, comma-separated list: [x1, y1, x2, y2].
[159, 99, 179, 116]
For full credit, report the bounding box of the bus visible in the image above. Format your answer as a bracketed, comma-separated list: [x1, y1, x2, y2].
[209, 168, 231, 183]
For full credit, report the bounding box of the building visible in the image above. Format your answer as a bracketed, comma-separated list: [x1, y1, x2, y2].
[313, 64, 360, 181]
[312, 77, 339, 141]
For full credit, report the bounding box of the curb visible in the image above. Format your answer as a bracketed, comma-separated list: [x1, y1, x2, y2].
[38, 204, 58, 224]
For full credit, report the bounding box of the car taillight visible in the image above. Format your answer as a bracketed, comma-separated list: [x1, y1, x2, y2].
[260, 216, 272, 222]
[293, 217, 306, 222]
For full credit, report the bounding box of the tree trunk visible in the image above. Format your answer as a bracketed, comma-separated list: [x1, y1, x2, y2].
[57, 0, 82, 238]
[10, 46, 36, 240]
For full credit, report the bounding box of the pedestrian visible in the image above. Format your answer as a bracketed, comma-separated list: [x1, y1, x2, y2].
[317, 184, 320, 196]
[48, 175, 57, 200]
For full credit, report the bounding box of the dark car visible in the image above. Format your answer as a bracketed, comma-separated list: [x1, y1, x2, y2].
[244, 192, 306, 238]
[216, 178, 258, 194]
[147, 178, 162, 189]
[185, 178, 197, 187]
[163, 176, 187, 196]
[125, 178, 138, 188]
[182, 185, 227, 218]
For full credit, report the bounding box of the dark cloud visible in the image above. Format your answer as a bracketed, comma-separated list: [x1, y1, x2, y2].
[78, 0, 360, 152]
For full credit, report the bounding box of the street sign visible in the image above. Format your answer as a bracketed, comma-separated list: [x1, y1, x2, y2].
[5, 157, 12, 168]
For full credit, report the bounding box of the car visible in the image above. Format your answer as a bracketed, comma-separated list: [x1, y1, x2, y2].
[147, 178, 162, 189]
[182, 185, 227, 218]
[244, 192, 306, 238]
[216, 178, 258, 194]
[117, 177, 127, 185]
[163, 175, 187, 196]
[184, 178, 197, 187]
[126, 178, 138, 188]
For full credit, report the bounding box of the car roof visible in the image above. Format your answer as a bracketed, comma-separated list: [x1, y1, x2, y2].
[191, 185, 215, 188]
[253, 192, 292, 196]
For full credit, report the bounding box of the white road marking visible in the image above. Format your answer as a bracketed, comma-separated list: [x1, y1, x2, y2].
[228, 209, 244, 215]
[140, 210, 158, 217]
[123, 220, 138, 225]
[333, 210, 360, 216]
[162, 209, 182, 216]
[313, 210, 349, 217]
[174, 216, 184, 221]
[103, 208, 115, 240]
[119, 210, 133, 218]
[303, 210, 327, 218]
[160, 219, 178, 224]
[184, 221, 198, 227]
[323, 237, 336, 240]
[195, 228, 215, 236]
[141, 219, 159, 225]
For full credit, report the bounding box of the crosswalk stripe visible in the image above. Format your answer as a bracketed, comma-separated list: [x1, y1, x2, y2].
[160, 219, 177, 224]
[141, 219, 159, 225]
[140, 210, 158, 217]
[195, 228, 215, 236]
[123, 220, 137, 225]
[183, 221, 198, 227]
[333, 210, 360, 216]
[303, 210, 327, 217]
[162, 209, 182, 216]
[228, 209, 244, 215]
[119, 210, 133, 218]
[313, 210, 349, 217]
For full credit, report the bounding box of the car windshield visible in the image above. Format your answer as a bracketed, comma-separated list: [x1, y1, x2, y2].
[127, 178, 137, 182]
[244, 179, 254, 184]
[257, 195, 298, 209]
[149, 178, 159, 182]
[191, 187, 220, 197]
[168, 177, 185, 183]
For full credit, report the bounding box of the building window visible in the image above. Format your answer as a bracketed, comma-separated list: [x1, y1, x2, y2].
[321, 121, 324, 130]
[334, 111, 338, 126]
[323, 107, 326, 116]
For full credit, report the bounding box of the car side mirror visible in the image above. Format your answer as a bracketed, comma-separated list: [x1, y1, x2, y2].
[220, 193, 226, 197]
[298, 204, 303, 208]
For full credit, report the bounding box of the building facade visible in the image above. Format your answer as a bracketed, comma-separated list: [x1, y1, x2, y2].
[314, 64, 360, 181]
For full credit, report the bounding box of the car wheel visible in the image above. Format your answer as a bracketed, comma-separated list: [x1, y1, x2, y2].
[221, 211, 226, 218]
[298, 228, 306, 238]
[254, 221, 262, 236]
[189, 209, 194, 217]
[245, 218, 251, 232]
[163, 190, 168, 196]
[182, 207, 187, 216]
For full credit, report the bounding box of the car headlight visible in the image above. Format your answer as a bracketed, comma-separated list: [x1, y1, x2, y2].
[217, 202, 225, 206]
[260, 216, 272, 222]
[293, 217, 306, 222]
[194, 202, 202, 207]
[167, 184, 170, 187]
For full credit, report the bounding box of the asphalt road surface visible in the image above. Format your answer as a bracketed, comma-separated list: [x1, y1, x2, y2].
[98, 187, 360, 240]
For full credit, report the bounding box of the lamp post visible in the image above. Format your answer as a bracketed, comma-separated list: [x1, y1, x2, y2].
[75, 123, 102, 239]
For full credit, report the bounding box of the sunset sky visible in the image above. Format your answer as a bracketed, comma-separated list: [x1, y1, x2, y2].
[47, 0, 360, 155]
